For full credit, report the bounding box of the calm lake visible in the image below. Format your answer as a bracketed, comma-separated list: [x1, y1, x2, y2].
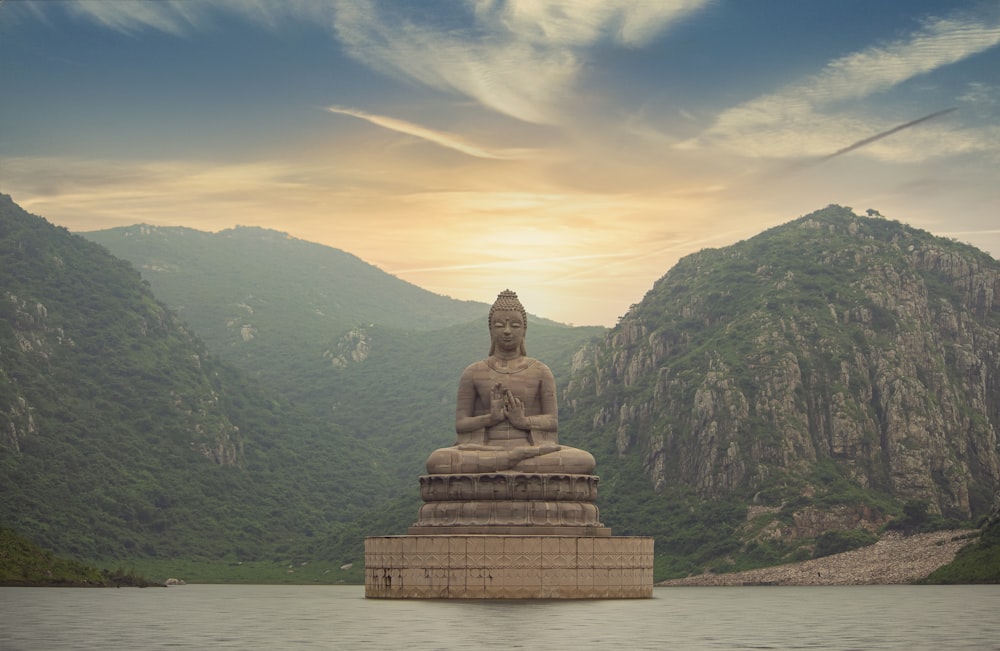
[1, 584, 997, 650]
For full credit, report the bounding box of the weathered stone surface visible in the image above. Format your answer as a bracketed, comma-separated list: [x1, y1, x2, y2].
[412, 499, 603, 529]
[418, 472, 600, 502]
[366, 291, 652, 598]
[366, 535, 653, 599]
[412, 471, 605, 531]
[417, 290, 608, 535]
[424, 290, 596, 476]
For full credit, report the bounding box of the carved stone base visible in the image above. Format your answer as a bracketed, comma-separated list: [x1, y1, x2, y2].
[414, 472, 604, 530]
[365, 535, 654, 599]
[408, 524, 612, 536]
[419, 472, 600, 502]
[413, 499, 602, 528]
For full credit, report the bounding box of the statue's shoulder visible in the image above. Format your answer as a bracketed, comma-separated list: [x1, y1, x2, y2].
[461, 359, 491, 375]
[529, 358, 554, 376]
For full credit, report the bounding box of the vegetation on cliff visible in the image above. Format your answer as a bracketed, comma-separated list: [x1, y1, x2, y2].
[1, 194, 390, 572]
[564, 205, 1000, 578]
[82, 223, 604, 488]
[2, 195, 599, 580]
[920, 512, 1000, 584]
[4, 196, 997, 583]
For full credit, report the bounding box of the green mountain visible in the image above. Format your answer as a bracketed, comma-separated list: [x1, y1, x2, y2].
[1, 194, 390, 571]
[81, 224, 606, 486]
[7, 195, 998, 583]
[0, 527, 158, 587]
[81, 224, 488, 394]
[562, 205, 1000, 577]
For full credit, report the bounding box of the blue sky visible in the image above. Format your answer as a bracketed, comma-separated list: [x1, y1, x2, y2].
[2, 1, 998, 326]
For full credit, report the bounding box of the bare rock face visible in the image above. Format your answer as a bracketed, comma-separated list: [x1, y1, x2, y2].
[564, 206, 1000, 521]
[323, 328, 372, 367]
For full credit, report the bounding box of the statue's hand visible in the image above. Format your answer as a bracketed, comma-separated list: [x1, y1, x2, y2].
[504, 390, 531, 430]
[489, 383, 506, 426]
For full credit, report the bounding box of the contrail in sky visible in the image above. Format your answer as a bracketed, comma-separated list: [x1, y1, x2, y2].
[817, 107, 958, 163]
[769, 107, 958, 179]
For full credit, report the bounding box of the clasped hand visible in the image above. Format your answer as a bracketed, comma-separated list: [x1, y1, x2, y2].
[489, 383, 531, 429]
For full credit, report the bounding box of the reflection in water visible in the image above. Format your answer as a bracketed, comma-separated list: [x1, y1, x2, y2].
[1, 585, 998, 651]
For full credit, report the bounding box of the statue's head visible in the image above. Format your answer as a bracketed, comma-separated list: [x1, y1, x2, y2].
[488, 289, 527, 356]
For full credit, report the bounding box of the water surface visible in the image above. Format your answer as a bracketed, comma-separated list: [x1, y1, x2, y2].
[1, 584, 997, 650]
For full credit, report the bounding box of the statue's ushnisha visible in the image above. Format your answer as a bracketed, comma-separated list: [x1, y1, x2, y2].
[425, 289, 596, 475]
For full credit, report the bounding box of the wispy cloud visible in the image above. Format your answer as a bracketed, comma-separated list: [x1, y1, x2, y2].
[21, 0, 710, 126]
[29, 0, 325, 36]
[331, 0, 710, 123]
[482, 0, 707, 48]
[64, 0, 207, 36]
[325, 105, 534, 159]
[690, 7, 1000, 159]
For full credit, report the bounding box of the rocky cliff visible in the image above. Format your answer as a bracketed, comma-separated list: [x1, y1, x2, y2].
[565, 206, 1000, 535]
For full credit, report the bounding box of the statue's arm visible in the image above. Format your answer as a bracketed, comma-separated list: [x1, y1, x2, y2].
[505, 364, 559, 442]
[532, 364, 559, 434]
[454, 367, 501, 438]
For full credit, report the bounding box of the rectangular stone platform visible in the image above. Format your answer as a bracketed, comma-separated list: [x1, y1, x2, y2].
[365, 535, 654, 599]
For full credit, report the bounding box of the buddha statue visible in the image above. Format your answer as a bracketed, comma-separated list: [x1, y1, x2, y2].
[425, 289, 596, 475]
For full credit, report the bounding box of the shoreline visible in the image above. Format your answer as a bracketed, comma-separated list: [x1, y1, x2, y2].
[656, 529, 976, 587]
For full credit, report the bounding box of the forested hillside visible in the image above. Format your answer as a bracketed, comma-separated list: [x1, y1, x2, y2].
[81, 225, 488, 399]
[1, 194, 389, 571]
[6, 195, 999, 583]
[82, 224, 605, 485]
[563, 205, 1000, 577]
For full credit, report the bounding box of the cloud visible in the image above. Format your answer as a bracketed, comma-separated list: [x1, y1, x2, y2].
[0, 156, 322, 227]
[63, 0, 208, 36]
[18, 0, 709, 125]
[689, 7, 1000, 159]
[483, 0, 707, 48]
[331, 0, 710, 123]
[325, 105, 535, 159]
[19, 0, 328, 36]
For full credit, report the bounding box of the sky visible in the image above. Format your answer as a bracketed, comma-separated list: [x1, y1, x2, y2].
[1, 1, 999, 327]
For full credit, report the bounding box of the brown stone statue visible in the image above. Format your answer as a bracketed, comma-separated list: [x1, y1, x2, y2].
[425, 289, 596, 475]
[372, 290, 647, 597]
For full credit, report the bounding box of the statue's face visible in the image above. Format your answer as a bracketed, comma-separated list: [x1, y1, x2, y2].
[490, 309, 524, 354]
